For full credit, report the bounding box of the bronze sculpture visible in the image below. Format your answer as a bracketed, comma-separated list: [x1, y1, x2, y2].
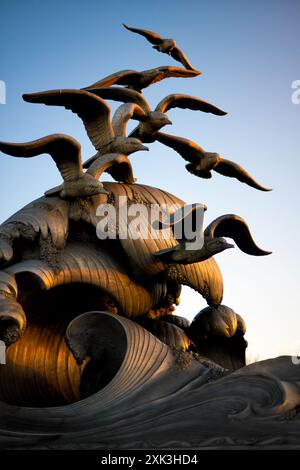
[155, 132, 272, 190]
[0, 24, 299, 450]
[83, 65, 201, 93]
[85, 86, 226, 143]
[0, 134, 108, 199]
[23, 89, 149, 159]
[123, 24, 198, 71]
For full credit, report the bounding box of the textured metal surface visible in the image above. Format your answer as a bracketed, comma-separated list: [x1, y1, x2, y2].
[0, 183, 224, 307]
[0, 18, 281, 450]
[0, 313, 299, 449]
[6, 243, 167, 318]
[0, 319, 82, 406]
[104, 182, 224, 305]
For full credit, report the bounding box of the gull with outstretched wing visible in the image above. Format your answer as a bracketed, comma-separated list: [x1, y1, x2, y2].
[123, 24, 199, 71]
[155, 132, 272, 191]
[154, 213, 271, 264]
[0, 134, 107, 199]
[23, 89, 149, 158]
[87, 86, 226, 143]
[84, 66, 201, 94]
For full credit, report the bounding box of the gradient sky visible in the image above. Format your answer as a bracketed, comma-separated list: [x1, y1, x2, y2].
[0, 0, 299, 360]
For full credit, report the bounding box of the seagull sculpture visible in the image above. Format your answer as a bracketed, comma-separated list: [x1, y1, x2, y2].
[23, 89, 149, 160]
[87, 86, 226, 143]
[155, 132, 271, 191]
[154, 213, 271, 264]
[123, 24, 199, 71]
[83, 101, 151, 168]
[83, 66, 201, 94]
[0, 134, 108, 199]
[0, 133, 137, 198]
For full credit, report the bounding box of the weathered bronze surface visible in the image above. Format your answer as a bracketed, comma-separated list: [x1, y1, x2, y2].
[0, 24, 298, 450]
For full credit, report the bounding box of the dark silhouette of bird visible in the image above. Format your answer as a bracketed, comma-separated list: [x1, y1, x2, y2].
[83, 66, 201, 94]
[155, 132, 271, 191]
[123, 24, 198, 71]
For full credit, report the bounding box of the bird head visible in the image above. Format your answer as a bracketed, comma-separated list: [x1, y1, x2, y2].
[149, 111, 172, 131]
[114, 137, 149, 156]
[60, 174, 109, 199]
[83, 179, 109, 197]
[206, 237, 234, 256]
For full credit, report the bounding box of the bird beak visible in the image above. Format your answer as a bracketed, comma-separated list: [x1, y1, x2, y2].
[166, 119, 172, 125]
[140, 145, 149, 151]
[100, 188, 109, 195]
[225, 242, 234, 249]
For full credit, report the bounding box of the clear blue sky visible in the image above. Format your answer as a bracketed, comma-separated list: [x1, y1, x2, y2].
[0, 0, 299, 360]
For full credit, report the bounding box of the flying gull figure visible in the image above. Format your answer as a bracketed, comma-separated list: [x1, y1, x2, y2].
[123, 24, 198, 71]
[83, 66, 201, 94]
[86, 86, 226, 144]
[23, 89, 149, 164]
[155, 132, 272, 191]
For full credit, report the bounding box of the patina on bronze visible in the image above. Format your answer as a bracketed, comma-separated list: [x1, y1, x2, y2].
[0, 25, 298, 450]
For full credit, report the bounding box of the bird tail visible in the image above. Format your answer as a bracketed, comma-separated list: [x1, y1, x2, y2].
[186, 163, 212, 179]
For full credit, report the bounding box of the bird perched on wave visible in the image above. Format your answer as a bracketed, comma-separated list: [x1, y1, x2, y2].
[87, 86, 226, 143]
[123, 24, 199, 71]
[155, 237, 233, 265]
[154, 213, 271, 264]
[155, 132, 271, 191]
[0, 134, 110, 199]
[23, 89, 149, 163]
[83, 66, 201, 94]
